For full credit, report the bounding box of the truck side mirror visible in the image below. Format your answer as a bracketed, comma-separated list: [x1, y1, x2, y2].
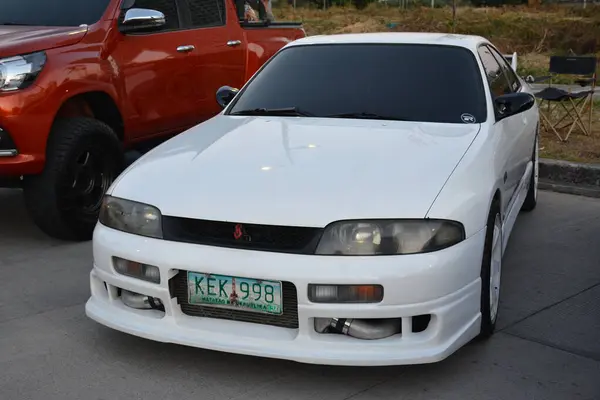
[216, 86, 239, 109]
[119, 8, 166, 33]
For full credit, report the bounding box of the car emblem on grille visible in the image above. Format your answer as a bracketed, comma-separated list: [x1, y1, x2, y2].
[233, 223, 249, 241]
[233, 224, 243, 239]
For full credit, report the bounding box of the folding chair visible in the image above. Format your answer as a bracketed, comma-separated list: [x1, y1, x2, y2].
[531, 55, 597, 142]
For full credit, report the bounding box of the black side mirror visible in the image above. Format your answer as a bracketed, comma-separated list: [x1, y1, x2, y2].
[494, 92, 535, 121]
[119, 8, 166, 33]
[216, 86, 239, 109]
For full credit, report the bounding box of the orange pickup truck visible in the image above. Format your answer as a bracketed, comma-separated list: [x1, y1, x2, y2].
[0, 0, 304, 240]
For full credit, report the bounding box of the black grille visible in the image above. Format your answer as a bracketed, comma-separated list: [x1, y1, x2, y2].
[162, 216, 323, 254]
[170, 271, 299, 329]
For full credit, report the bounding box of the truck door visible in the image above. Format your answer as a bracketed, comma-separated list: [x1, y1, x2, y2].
[112, 0, 202, 138]
[180, 0, 247, 122]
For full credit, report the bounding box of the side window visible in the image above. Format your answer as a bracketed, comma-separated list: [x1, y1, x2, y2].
[477, 46, 512, 98]
[187, 0, 226, 27]
[488, 46, 522, 93]
[131, 0, 180, 30]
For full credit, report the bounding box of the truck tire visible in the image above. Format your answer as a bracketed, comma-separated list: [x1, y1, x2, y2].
[23, 117, 124, 241]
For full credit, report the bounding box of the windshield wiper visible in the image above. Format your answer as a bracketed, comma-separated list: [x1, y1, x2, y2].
[326, 112, 407, 121]
[230, 107, 314, 117]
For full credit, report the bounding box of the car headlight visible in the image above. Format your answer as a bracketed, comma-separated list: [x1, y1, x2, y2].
[315, 219, 465, 256]
[98, 195, 163, 239]
[0, 51, 47, 92]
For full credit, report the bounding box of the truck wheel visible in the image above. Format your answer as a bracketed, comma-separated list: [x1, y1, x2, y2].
[23, 117, 124, 241]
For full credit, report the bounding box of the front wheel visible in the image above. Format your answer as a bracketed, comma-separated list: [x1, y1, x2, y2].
[478, 203, 503, 339]
[521, 134, 538, 212]
[24, 117, 124, 241]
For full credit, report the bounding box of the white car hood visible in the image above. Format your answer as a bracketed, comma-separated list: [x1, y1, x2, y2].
[111, 116, 480, 227]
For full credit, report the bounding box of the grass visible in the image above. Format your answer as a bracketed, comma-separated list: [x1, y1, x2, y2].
[274, 3, 600, 163]
[276, 4, 600, 82]
[276, 4, 600, 51]
[539, 99, 600, 163]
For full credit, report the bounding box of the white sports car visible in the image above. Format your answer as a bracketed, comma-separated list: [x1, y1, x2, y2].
[85, 32, 539, 366]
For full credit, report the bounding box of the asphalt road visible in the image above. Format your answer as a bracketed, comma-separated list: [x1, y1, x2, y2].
[1, 188, 599, 400]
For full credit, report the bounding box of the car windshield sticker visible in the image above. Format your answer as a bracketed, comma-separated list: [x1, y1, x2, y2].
[461, 113, 476, 123]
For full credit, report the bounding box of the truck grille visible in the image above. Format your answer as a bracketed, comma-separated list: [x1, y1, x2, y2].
[162, 216, 323, 254]
[169, 271, 299, 329]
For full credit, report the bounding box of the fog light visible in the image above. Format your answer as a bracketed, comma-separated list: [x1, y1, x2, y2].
[113, 257, 160, 283]
[121, 289, 163, 310]
[0, 127, 18, 156]
[308, 284, 383, 303]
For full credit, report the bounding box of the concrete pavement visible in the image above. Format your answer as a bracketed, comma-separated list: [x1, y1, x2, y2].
[1, 188, 599, 400]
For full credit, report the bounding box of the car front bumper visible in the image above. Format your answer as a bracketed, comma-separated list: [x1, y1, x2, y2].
[85, 223, 486, 366]
[0, 86, 53, 177]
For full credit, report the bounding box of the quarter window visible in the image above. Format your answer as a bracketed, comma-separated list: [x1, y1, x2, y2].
[478, 46, 512, 98]
[488, 46, 522, 93]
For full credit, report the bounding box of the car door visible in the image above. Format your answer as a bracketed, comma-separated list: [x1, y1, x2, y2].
[181, 0, 247, 123]
[112, 0, 201, 139]
[488, 45, 537, 186]
[477, 45, 523, 215]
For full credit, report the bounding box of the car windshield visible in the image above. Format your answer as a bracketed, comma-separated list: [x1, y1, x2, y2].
[0, 0, 111, 27]
[228, 43, 487, 124]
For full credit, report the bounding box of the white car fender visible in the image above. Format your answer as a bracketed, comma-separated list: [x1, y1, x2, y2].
[425, 125, 503, 240]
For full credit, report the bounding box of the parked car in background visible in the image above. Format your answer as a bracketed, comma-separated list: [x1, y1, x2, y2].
[86, 32, 539, 366]
[0, 0, 304, 240]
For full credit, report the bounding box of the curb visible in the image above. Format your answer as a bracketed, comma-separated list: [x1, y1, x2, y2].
[539, 180, 600, 198]
[539, 158, 600, 198]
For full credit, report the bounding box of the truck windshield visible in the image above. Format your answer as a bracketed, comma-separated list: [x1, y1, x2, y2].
[228, 43, 488, 124]
[0, 0, 111, 27]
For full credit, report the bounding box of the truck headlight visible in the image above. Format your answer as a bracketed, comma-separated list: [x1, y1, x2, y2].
[315, 219, 465, 256]
[0, 51, 47, 92]
[99, 195, 163, 239]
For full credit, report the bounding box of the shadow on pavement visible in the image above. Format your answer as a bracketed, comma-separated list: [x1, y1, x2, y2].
[0, 189, 67, 264]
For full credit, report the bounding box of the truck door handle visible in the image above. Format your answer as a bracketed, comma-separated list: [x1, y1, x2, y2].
[177, 45, 195, 53]
[227, 40, 242, 47]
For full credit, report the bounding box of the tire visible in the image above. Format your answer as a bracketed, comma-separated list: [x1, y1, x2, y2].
[23, 117, 124, 241]
[478, 201, 503, 339]
[521, 134, 538, 212]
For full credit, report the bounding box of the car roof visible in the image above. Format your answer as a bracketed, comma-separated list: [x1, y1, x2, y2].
[287, 32, 489, 51]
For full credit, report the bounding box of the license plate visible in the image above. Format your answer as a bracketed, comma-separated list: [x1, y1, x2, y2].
[187, 272, 283, 315]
